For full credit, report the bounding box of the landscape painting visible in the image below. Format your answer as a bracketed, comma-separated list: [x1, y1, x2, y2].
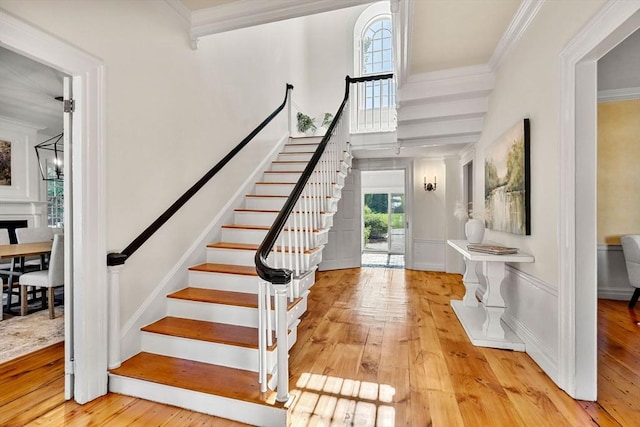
[484, 119, 531, 235]
[0, 140, 11, 186]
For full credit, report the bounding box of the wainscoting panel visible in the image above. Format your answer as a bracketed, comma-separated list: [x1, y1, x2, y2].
[412, 239, 445, 271]
[501, 266, 559, 384]
[597, 244, 633, 300]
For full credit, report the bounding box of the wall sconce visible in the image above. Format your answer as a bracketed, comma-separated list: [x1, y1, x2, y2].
[34, 133, 64, 181]
[424, 176, 437, 192]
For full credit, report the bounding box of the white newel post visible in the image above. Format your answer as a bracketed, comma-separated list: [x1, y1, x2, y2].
[273, 282, 290, 403]
[107, 265, 122, 369]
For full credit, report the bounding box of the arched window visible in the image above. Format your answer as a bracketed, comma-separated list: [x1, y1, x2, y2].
[362, 18, 394, 75]
[352, 3, 396, 132]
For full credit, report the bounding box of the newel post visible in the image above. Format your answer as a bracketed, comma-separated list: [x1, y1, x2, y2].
[107, 263, 123, 369]
[273, 282, 290, 403]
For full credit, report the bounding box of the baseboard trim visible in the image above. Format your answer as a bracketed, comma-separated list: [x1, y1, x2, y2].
[597, 288, 634, 300]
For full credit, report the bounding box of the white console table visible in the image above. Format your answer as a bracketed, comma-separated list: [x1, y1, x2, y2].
[447, 239, 534, 351]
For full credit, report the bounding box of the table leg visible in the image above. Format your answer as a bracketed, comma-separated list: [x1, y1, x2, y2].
[462, 259, 480, 307]
[481, 261, 506, 339]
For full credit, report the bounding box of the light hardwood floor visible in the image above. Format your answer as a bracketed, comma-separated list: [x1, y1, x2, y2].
[1, 268, 638, 426]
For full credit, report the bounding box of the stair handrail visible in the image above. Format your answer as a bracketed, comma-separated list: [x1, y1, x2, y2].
[106, 83, 294, 267]
[254, 74, 393, 403]
[254, 73, 392, 284]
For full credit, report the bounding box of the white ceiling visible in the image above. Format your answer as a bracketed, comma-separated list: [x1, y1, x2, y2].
[0, 46, 66, 136]
[410, 0, 521, 74]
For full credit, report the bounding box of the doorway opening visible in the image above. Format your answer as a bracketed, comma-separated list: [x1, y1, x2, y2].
[361, 169, 405, 268]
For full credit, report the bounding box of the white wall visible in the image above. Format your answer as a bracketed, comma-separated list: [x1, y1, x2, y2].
[412, 159, 446, 271]
[0, 0, 313, 326]
[470, 0, 607, 382]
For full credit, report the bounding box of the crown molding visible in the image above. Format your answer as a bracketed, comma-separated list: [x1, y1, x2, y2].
[188, 0, 371, 48]
[488, 0, 545, 71]
[598, 86, 640, 102]
[162, 0, 191, 25]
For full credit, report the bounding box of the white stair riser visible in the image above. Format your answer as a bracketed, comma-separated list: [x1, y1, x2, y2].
[262, 172, 302, 183]
[289, 136, 322, 144]
[277, 152, 313, 162]
[270, 161, 308, 171]
[206, 247, 322, 269]
[245, 196, 287, 210]
[140, 329, 297, 372]
[221, 227, 327, 247]
[255, 183, 295, 196]
[166, 295, 307, 328]
[245, 196, 337, 212]
[235, 210, 332, 228]
[282, 144, 319, 153]
[255, 183, 342, 197]
[108, 375, 287, 427]
[189, 270, 258, 293]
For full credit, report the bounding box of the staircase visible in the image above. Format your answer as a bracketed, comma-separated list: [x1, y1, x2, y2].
[108, 135, 351, 426]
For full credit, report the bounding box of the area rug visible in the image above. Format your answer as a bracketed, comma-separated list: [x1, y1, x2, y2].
[0, 307, 64, 364]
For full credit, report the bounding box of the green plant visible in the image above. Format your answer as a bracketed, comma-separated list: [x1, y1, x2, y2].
[321, 113, 334, 127]
[296, 112, 316, 133]
[364, 205, 388, 239]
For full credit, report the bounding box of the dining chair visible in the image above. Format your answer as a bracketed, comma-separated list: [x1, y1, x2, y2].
[15, 227, 54, 270]
[19, 234, 64, 318]
[621, 235, 640, 309]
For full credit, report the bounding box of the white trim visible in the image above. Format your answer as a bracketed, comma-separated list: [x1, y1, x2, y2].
[161, 0, 191, 26]
[391, 0, 413, 87]
[559, 0, 640, 400]
[0, 10, 107, 404]
[506, 265, 557, 296]
[120, 134, 289, 361]
[488, 0, 545, 71]
[597, 86, 640, 102]
[189, 0, 371, 45]
[412, 238, 445, 272]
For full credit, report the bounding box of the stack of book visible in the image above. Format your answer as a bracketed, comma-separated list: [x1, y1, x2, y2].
[467, 244, 519, 255]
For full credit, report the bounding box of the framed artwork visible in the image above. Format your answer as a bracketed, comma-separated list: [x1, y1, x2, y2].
[484, 118, 531, 235]
[0, 140, 11, 186]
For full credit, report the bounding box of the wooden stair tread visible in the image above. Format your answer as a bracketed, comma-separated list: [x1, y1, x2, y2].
[207, 241, 319, 254]
[246, 194, 332, 199]
[110, 352, 278, 406]
[168, 287, 304, 310]
[235, 208, 327, 214]
[271, 160, 309, 163]
[189, 263, 257, 276]
[168, 288, 258, 307]
[141, 316, 268, 349]
[222, 224, 320, 232]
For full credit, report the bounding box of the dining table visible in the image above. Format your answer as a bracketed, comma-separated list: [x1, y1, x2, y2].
[0, 241, 53, 317]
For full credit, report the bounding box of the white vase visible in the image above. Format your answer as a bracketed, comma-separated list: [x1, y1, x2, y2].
[465, 219, 485, 244]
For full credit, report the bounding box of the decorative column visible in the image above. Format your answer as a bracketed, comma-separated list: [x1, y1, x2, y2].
[481, 261, 507, 339]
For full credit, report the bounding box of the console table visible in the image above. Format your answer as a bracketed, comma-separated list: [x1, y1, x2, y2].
[447, 239, 534, 351]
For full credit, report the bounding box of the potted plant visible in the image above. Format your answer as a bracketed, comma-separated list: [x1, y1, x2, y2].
[454, 201, 485, 244]
[297, 112, 316, 135]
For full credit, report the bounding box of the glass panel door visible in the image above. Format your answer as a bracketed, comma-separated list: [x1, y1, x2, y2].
[389, 193, 405, 254]
[364, 193, 388, 252]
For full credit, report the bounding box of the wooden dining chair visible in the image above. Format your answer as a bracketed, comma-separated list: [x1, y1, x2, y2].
[19, 234, 64, 318]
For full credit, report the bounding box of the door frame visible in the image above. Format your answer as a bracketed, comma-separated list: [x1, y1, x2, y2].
[355, 158, 413, 268]
[558, 1, 639, 400]
[0, 11, 108, 403]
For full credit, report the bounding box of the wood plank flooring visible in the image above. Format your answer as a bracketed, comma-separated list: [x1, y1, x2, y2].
[1, 268, 638, 426]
